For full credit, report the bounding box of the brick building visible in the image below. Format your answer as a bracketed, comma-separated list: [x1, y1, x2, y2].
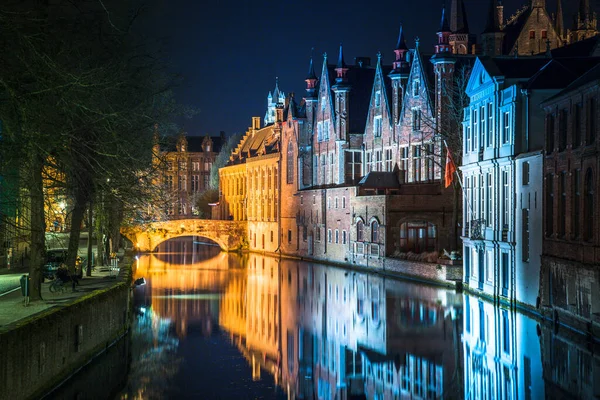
[540, 63, 600, 335]
[155, 131, 224, 219]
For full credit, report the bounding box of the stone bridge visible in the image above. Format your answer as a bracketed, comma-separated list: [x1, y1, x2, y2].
[122, 219, 248, 252]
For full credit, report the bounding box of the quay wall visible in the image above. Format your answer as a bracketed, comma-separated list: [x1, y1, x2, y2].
[0, 275, 130, 400]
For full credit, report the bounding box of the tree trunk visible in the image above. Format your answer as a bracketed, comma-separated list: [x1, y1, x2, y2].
[66, 188, 87, 275]
[86, 200, 93, 276]
[28, 152, 46, 301]
[95, 194, 105, 266]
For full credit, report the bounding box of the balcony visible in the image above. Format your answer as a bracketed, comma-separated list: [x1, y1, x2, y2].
[465, 219, 485, 240]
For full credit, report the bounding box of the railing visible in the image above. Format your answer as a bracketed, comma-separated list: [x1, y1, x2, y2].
[467, 219, 485, 240]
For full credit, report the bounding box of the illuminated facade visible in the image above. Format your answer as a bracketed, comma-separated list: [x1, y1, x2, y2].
[155, 131, 224, 219]
[219, 117, 281, 253]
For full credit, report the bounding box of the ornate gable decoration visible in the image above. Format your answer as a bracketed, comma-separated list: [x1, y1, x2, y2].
[465, 58, 493, 98]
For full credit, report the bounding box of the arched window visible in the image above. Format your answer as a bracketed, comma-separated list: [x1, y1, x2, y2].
[357, 220, 364, 242]
[584, 168, 594, 241]
[286, 142, 294, 184]
[398, 221, 437, 253]
[371, 220, 379, 243]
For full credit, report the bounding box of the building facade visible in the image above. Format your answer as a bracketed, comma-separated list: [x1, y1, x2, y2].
[539, 64, 600, 336]
[155, 132, 224, 219]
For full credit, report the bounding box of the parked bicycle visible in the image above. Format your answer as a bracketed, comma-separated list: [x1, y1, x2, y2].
[49, 264, 79, 293]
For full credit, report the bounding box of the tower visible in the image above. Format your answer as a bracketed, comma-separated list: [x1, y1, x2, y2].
[554, 0, 564, 39]
[449, 0, 475, 54]
[331, 44, 351, 142]
[481, 0, 505, 56]
[264, 78, 286, 125]
[435, 4, 452, 54]
[571, 0, 598, 42]
[389, 24, 410, 126]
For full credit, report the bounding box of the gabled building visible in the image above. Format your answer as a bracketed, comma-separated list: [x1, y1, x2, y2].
[156, 131, 224, 219]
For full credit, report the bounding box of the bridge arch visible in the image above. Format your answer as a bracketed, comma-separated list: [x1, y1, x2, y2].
[122, 219, 248, 252]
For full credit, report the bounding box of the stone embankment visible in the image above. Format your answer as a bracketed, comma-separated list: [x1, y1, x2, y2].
[0, 259, 131, 400]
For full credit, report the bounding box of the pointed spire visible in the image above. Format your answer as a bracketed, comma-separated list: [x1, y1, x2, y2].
[579, 0, 591, 18]
[336, 43, 347, 69]
[555, 0, 564, 37]
[335, 44, 349, 84]
[450, 0, 470, 34]
[305, 53, 318, 97]
[483, 0, 500, 33]
[272, 77, 280, 102]
[395, 24, 408, 51]
[438, 1, 451, 33]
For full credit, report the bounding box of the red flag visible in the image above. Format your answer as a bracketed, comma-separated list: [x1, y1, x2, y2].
[444, 148, 457, 188]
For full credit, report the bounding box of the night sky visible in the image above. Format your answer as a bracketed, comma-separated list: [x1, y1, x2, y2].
[147, 0, 598, 137]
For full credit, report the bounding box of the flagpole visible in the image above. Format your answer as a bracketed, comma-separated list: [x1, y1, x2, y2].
[443, 139, 475, 237]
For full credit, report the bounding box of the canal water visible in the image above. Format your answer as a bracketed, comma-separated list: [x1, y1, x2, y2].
[53, 237, 598, 399]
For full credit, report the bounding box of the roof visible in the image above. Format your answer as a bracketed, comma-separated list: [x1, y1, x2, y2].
[479, 57, 550, 80]
[526, 57, 600, 90]
[326, 63, 378, 134]
[228, 124, 279, 165]
[501, 6, 531, 54]
[283, 96, 306, 120]
[358, 171, 400, 189]
[550, 35, 600, 58]
[162, 134, 225, 153]
[542, 61, 600, 104]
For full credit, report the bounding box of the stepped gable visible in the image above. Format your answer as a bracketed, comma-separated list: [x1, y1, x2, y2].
[228, 125, 278, 165]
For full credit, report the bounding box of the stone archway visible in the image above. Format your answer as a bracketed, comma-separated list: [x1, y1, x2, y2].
[122, 219, 248, 252]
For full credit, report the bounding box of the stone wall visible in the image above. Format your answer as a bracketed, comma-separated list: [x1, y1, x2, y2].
[0, 279, 130, 400]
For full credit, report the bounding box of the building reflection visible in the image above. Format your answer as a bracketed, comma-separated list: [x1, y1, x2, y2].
[219, 253, 463, 399]
[134, 236, 244, 338]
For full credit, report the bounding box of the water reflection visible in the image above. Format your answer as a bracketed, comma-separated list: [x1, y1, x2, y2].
[120, 240, 600, 399]
[219, 254, 464, 399]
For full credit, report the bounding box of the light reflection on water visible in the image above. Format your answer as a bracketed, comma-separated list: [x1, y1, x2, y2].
[117, 238, 600, 400]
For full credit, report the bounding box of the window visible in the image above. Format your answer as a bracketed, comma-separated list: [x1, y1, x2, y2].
[529, 30, 535, 39]
[502, 310, 510, 353]
[480, 105, 486, 145]
[425, 143, 434, 181]
[375, 90, 381, 107]
[541, 30, 547, 39]
[321, 95, 326, 110]
[559, 172, 566, 237]
[466, 123, 471, 154]
[546, 174, 554, 236]
[586, 97, 596, 144]
[366, 152, 372, 173]
[303, 226, 307, 241]
[503, 111, 510, 144]
[486, 172, 492, 227]
[342, 196, 346, 208]
[398, 222, 437, 253]
[384, 149, 392, 171]
[288, 229, 292, 243]
[335, 197, 338, 208]
[413, 80, 419, 97]
[316, 228, 321, 242]
[192, 175, 200, 192]
[473, 109, 478, 149]
[574, 103, 582, 147]
[412, 109, 421, 131]
[399, 147, 409, 172]
[271, 231, 274, 243]
[357, 220, 364, 242]
[328, 229, 332, 243]
[345, 151, 362, 183]
[522, 162, 530, 185]
[287, 142, 294, 184]
[522, 209, 529, 262]
[374, 116, 382, 137]
[375, 150, 382, 171]
[573, 169, 581, 238]
[487, 102, 493, 147]
[413, 145, 422, 182]
[546, 113, 555, 153]
[479, 175, 485, 222]
[371, 220, 379, 243]
[584, 168, 594, 241]
[558, 109, 568, 151]
[335, 229, 339, 244]
[342, 230, 347, 244]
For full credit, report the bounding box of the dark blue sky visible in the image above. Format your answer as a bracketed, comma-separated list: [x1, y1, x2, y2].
[147, 0, 595, 136]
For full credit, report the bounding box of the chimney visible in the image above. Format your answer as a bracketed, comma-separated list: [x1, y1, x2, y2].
[252, 117, 261, 131]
